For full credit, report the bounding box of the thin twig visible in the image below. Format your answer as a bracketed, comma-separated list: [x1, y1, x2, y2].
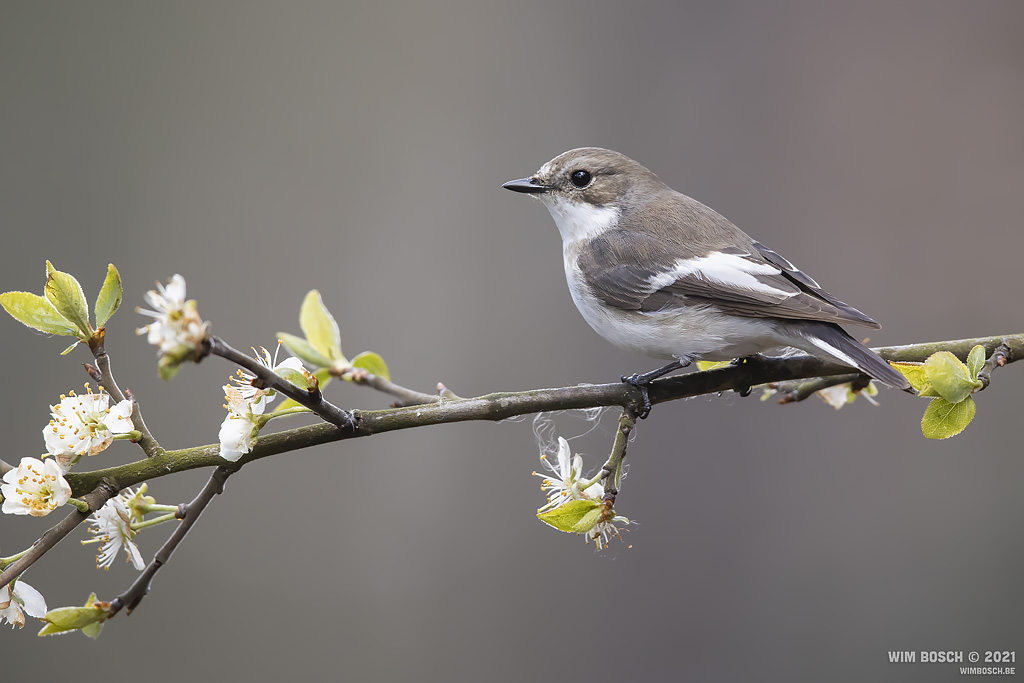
[0, 481, 119, 586]
[775, 373, 866, 404]
[206, 335, 355, 429]
[345, 368, 440, 406]
[600, 409, 638, 506]
[87, 329, 163, 458]
[978, 340, 1011, 390]
[108, 466, 233, 616]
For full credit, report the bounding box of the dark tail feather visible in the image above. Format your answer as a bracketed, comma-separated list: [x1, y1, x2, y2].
[795, 322, 912, 391]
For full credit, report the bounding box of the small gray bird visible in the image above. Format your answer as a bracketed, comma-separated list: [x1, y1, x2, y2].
[503, 147, 910, 411]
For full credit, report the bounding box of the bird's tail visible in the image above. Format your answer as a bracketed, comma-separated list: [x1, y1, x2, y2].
[792, 322, 912, 391]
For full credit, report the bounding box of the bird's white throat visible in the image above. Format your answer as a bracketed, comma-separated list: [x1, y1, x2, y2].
[541, 196, 620, 247]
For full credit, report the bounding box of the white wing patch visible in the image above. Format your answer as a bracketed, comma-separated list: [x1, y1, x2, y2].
[648, 252, 793, 298]
[807, 336, 859, 367]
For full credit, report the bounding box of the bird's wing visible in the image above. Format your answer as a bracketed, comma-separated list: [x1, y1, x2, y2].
[577, 230, 881, 328]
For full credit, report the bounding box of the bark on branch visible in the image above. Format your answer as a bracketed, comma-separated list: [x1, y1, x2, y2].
[63, 333, 1022, 498]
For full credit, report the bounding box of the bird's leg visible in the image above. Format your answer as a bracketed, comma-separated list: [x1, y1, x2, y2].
[729, 355, 766, 397]
[621, 359, 690, 418]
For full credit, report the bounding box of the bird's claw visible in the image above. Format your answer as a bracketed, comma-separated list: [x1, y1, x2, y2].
[621, 373, 653, 419]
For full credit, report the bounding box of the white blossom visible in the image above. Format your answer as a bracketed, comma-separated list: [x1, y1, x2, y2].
[136, 274, 207, 353]
[86, 495, 145, 570]
[230, 344, 305, 412]
[42, 387, 134, 460]
[1, 456, 72, 516]
[218, 386, 263, 462]
[0, 580, 47, 629]
[585, 515, 631, 550]
[533, 437, 603, 513]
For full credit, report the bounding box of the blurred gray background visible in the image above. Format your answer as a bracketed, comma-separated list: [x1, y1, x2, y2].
[2, 2, 1022, 681]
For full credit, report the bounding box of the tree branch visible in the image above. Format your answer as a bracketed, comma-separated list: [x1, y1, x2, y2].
[775, 373, 867, 404]
[87, 328, 163, 458]
[109, 466, 232, 616]
[345, 368, 442, 407]
[60, 333, 1021, 498]
[206, 335, 354, 429]
[600, 409, 637, 506]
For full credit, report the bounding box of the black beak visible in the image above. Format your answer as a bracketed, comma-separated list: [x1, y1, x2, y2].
[502, 177, 553, 194]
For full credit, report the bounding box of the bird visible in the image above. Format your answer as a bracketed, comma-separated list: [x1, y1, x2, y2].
[502, 147, 911, 414]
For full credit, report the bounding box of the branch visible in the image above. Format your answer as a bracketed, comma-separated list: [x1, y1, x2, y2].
[0, 482, 118, 586]
[206, 335, 354, 429]
[600, 409, 638, 506]
[346, 368, 442, 407]
[87, 328, 163, 458]
[775, 373, 867, 404]
[62, 333, 1024, 498]
[109, 466, 232, 616]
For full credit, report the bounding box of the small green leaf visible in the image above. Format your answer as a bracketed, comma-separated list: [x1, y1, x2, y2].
[38, 605, 106, 634]
[299, 290, 344, 362]
[921, 396, 976, 440]
[277, 332, 333, 368]
[696, 360, 732, 372]
[38, 593, 110, 637]
[60, 340, 81, 355]
[0, 291, 79, 336]
[275, 366, 309, 389]
[275, 368, 331, 412]
[350, 351, 390, 381]
[890, 362, 930, 393]
[80, 621, 104, 639]
[924, 351, 980, 404]
[94, 263, 122, 328]
[44, 263, 92, 336]
[537, 499, 602, 533]
[571, 506, 605, 533]
[966, 345, 986, 381]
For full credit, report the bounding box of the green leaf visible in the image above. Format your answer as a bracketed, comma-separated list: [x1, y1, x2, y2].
[37, 593, 110, 638]
[924, 351, 980, 404]
[537, 499, 602, 533]
[80, 621, 104, 639]
[890, 362, 930, 393]
[94, 263, 122, 328]
[60, 340, 81, 355]
[275, 368, 331, 412]
[921, 396, 976, 440]
[38, 606, 107, 635]
[696, 360, 732, 372]
[275, 366, 309, 389]
[299, 290, 344, 362]
[276, 332, 333, 368]
[350, 351, 390, 381]
[571, 506, 605, 533]
[966, 345, 986, 381]
[0, 291, 79, 336]
[43, 262, 92, 336]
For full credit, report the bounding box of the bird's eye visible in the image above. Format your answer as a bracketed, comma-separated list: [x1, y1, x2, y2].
[570, 169, 592, 188]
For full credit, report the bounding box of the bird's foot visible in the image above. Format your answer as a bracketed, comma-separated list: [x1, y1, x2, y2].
[620, 359, 689, 418]
[729, 355, 765, 397]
